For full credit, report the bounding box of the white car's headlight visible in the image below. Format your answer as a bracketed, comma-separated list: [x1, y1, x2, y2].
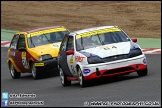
[128, 48, 142, 58]
[87, 56, 104, 64]
[38, 54, 52, 61]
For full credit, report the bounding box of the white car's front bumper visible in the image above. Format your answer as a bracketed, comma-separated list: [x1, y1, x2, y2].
[80, 54, 147, 80]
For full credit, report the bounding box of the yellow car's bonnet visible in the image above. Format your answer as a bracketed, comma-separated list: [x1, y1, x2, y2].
[29, 42, 61, 58]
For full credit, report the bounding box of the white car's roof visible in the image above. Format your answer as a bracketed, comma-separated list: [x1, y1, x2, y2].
[70, 25, 118, 36]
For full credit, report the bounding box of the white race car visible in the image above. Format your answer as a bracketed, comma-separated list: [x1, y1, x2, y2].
[57, 26, 148, 87]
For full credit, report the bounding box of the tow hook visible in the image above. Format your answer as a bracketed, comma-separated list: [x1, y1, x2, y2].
[96, 68, 100, 76]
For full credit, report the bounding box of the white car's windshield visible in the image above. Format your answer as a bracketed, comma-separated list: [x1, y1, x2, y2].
[76, 30, 130, 51]
[28, 30, 69, 48]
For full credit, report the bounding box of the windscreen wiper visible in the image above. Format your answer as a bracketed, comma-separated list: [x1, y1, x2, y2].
[76, 33, 84, 50]
[97, 33, 105, 45]
[80, 35, 84, 50]
[43, 33, 52, 43]
[30, 34, 35, 47]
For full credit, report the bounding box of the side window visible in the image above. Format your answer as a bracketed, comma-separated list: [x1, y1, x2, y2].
[10, 34, 19, 49]
[17, 34, 26, 49]
[60, 36, 68, 51]
[66, 36, 74, 51]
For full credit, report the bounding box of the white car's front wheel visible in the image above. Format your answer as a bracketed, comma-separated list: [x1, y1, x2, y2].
[78, 68, 87, 88]
[137, 68, 148, 77]
[59, 67, 71, 86]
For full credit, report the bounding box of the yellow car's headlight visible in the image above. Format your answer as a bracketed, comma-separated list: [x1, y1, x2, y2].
[38, 54, 52, 61]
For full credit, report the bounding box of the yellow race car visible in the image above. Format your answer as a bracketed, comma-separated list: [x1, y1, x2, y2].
[7, 26, 70, 79]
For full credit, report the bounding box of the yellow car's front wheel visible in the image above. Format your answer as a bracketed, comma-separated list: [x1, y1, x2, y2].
[31, 63, 40, 80]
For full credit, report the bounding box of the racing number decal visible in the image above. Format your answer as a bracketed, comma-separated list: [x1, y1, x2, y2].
[10, 52, 15, 57]
[100, 44, 118, 50]
[21, 52, 29, 69]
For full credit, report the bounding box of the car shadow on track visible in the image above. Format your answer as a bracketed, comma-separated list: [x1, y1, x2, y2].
[20, 69, 60, 80]
[72, 74, 145, 88]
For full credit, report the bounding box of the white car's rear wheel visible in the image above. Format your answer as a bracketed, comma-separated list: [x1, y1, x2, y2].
[9, 63, 21, 79]
[59, 67, 71, 86]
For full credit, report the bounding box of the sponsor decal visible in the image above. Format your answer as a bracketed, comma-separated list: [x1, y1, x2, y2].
[70, 58, 73, 64]
[28, 28, 67, 37]
[83, 69, 91, 74]
[76, 28, 121, 39]
[75, 56, 85, 62]
[34, 63, 44, 66]
[143, 58, 147, 64]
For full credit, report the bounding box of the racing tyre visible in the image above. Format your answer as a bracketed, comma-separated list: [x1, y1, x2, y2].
[78, 68, 87, 88]
[59, 67, 71, 86]
[9, 62, 21, 79]
[137, 68, 148, 77]
[31, 63, 40, 80]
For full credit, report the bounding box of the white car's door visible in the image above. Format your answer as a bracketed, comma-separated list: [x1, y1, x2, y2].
[66, 36, 77, 76]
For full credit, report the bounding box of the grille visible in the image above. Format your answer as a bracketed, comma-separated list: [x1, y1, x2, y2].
[102, 54, 128, 62]
[103, 67, 134, 75]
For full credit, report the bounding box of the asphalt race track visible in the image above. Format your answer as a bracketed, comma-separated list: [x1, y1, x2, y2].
[1, 47, 161, 107]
